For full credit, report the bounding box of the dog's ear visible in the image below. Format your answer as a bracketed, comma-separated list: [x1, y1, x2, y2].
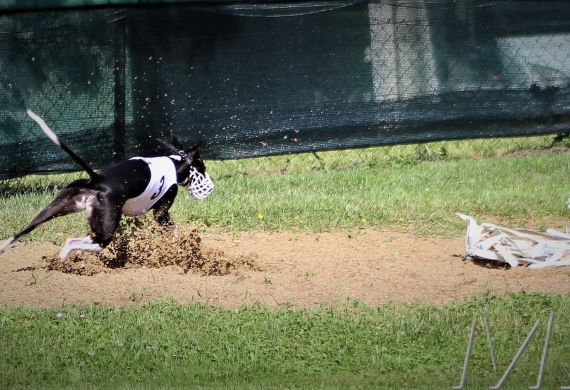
[170, 134, 185, 151]
[186, 140, 206, 158]
[186, 140, 207, 173]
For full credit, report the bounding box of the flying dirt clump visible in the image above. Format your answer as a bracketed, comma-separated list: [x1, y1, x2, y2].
[44, 216, 259, 276]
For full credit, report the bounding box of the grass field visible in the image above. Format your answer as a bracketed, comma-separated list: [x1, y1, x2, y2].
[1, 293, 570, 389]
[1, 136, 570, 389]
[1, 142, 569, 243]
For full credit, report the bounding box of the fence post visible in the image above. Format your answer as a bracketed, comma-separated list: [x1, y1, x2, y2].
[113, 15, 126, 163]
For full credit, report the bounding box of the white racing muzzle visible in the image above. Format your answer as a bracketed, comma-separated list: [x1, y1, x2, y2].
[186, 167, 214, 200]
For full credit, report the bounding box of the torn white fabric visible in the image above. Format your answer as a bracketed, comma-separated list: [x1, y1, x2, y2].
[457, 213, 570, 269]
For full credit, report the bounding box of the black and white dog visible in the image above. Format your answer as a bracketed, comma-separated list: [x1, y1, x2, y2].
[0, 110, 213, 259]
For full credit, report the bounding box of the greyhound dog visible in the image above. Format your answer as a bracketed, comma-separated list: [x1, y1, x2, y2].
[0, 110, 213, 259]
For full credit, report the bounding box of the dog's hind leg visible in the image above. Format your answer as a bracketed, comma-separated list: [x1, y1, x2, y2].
[59, 236, 104, 259]
[0, 183, 94, 256]
[58, 194, 124, 259]
[59, 207, 121, 260]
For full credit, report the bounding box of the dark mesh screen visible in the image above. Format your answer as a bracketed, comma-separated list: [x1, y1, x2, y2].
[1, 1, 570, 179]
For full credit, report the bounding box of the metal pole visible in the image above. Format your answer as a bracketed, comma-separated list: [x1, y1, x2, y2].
[114, 15, 126, 163]
[453, 317, 477, 390]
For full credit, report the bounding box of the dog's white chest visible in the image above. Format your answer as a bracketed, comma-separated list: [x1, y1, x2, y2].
[122, 157, 178, 216]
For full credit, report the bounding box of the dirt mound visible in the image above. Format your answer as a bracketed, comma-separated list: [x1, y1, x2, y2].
[44, 216, 260, 276]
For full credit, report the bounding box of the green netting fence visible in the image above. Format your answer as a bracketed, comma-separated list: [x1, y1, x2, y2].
[0, 0, 569, 184]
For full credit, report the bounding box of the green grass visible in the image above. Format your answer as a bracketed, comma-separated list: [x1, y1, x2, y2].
[1, 137, 569, 389]
[1, 293, 570, 389]
[194, 152, 570, 235]
[205, 135, 565, 178]
[2, 151, 569, 243]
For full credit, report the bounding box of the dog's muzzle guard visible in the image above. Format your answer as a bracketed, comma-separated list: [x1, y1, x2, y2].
[186, 167, 214, 200]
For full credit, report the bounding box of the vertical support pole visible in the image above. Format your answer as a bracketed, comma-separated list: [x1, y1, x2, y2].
[530, 312, 554, 390]
[114, 15, 126, 163]
[453, 317, 477, 390]
[490, 319, 540, 390]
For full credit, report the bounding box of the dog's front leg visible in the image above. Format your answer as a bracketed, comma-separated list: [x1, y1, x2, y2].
[152, 185, 179, 239]
[152, 185, 178, 226]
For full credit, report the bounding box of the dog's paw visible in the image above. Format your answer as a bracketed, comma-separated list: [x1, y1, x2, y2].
[59, 236, 104, 260]
[0, 236, 17, 255]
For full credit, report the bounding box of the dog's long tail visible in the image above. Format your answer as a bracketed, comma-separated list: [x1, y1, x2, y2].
[27, 110, 98, 181]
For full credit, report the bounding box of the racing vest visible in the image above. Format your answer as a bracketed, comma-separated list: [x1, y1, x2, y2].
[122, 156, 178, 216]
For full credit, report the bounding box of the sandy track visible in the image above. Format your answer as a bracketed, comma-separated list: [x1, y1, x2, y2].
[1, 226, 569, 309]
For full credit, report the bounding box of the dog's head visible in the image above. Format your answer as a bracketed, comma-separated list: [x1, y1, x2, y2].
[160, 135, 214, 200]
